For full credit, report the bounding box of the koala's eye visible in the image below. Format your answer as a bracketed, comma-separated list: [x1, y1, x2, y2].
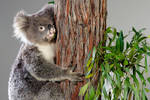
[38, 26, 45, 32]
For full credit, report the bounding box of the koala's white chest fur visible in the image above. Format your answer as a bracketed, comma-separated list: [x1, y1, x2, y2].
[37, 43, 55, 63]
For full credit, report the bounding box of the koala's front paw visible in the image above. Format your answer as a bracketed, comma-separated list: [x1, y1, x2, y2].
[66, 65, 83, 82]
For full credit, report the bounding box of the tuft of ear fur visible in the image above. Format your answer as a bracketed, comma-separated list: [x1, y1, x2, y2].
[34, 4, 55, 18]
[41, 4, 54, 13]
[13, 10, 31, 44]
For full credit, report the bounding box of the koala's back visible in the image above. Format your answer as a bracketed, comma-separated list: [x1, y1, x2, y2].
[8, 44, 62, 100]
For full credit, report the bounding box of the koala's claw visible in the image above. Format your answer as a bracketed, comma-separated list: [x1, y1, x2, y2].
[68, 75, 82, 82]
[66, 64, 84, 82]
[67, 71, 83, 82]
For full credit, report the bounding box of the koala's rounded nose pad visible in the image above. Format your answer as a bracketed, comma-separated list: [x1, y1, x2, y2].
[48, 24, 54, 30]
[48, 24, 51, 30]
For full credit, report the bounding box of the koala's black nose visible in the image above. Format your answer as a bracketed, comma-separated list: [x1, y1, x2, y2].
[48, 24, 53, 30]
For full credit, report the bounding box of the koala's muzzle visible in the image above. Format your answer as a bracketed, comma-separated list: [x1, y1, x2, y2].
[44, 24, 56, 42]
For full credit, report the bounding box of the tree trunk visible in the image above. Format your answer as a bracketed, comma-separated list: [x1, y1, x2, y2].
[55, 0, 107, 100]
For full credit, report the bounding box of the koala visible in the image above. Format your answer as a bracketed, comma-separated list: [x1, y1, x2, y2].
[8, 4, 82, 100]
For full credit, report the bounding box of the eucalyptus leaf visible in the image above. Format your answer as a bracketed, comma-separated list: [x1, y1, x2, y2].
[112, 28, 117, 41]
[103, 86, 108, 99]
[123, 59, 128, 66]
[147, 77, 150, 84]
[131, 84, 140, 100]
[142, 89, 146, 100]
[131, 75, 139, 89]
[85, 73, 94, 79]
[86, 50, 92, 63]
[89, 86, 95, 100]
[80, 27, 150, 100]
[116, 38, 121, 52]
[48, 1, 55, 4]
[105, 27, 112, 34]
[85, 91, 89, 100]
[96, 83, 101, 97]
[147, 52, 150, 56]
[92, 47, 96, 62]
[144, 88, 150, 93]
[138, 37, 147, 42]
[145, 55, 148, 72]
[86, 58, 92, 67]
[139, 28, 146, 33]
[79, 82, 89, 96]
[132, 27, 139, 35]
[136, 70, 146, 85]
[126, 42, 130, 50]
[119, 31, 124, 52]
[123, 87, 128, 100]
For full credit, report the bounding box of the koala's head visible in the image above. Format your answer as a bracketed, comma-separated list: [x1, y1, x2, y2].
[13, 4, 56, 45]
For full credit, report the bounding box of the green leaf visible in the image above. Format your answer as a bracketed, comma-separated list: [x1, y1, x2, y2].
[86, 58, 92, 67]
[144, 88, 150, 93]
[123, 87, 128, 100]
[119, 31, 124, 52]
[147, 77, 150, 84]
[147, 52, 150, 56]
[106, 27, 112, 34]
[113, 87, 121, 99]
[96, 83, 101, 98]
[85, 73, 94, 79]
[79, 82, 89, 96]
[116, 31, 124, 52]
[105, 62, 110, 73]
[108, 37, 113, 47]
[107, 74, 115, 87]
[116, 38, 120, 52]
[142, 89, 146, 100]
[138, 36, 147, 42]
[128, 48, 135, 59]
[132, 27, 139, 35]
[92, 47, 96, 62]
[131, 75, 139, 89]
[112, 28, 117, 41]
[103, 86, 108, 99]
[131, 84, 140, 100]
[145, 55, 148, 72]
[86, 50, 92, 63]
[136, 70, 146, 85]
[86, 63, 94, 76]
[146, 45, 150, 51]
[85, 91, 89, 100]
[123, 59, 128, 66]
[124, 78, 129, 100]
[139, 28, 146, 33]
[126, 42, 130, 50]
[115, 72, 122, 88]
[89, 86, 95, 100]
[48, 1, 55, 4]
[124, 77, 130, 87]
[124, 68, 130, 73]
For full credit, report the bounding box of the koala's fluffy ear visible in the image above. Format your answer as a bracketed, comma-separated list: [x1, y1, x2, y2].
[13, 10, 31, 44]
[38, 4, 55, 18]
[14, 10, 30, 31]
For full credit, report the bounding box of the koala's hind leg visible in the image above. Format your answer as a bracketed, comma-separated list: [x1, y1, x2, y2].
[35, 82, 65, 100]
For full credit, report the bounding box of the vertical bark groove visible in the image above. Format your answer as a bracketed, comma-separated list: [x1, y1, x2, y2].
[55, 0, 107, 99]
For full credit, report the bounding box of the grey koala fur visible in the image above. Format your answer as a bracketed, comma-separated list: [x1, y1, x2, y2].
[8, 4, 82, 100]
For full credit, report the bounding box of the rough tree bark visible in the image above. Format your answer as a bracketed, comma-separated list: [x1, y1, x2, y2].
[55, 0, 107, 100]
